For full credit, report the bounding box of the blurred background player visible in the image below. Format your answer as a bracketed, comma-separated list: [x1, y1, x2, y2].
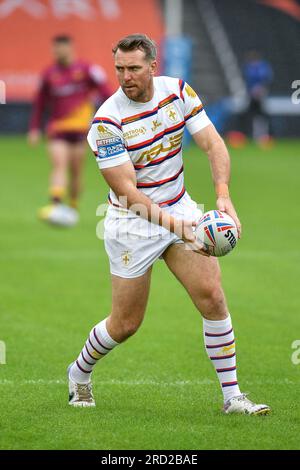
[28, 35, 112, 226]
[243, 49, 273, 145]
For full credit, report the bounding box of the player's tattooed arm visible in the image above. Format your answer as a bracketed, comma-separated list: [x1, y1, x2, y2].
[192, 124, 242, 237]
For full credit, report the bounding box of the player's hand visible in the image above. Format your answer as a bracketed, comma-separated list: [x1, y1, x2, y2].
[174, 219, 210, 257]
[216, 196, 242, 238]
[28, 129, 41, 146]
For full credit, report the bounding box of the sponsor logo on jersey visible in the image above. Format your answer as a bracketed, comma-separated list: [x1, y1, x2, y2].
[97, 124, 115, 138]
[151, 120, 162, 132]
[123, 126, 147, 140]
[185, 84, 197, 98]
[135, 132, 183, 164]
[96, 137, 124, 159]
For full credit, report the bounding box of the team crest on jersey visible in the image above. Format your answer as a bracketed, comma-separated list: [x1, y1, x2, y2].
[121, 251, 132, 266]
[165, 104, 179, 123]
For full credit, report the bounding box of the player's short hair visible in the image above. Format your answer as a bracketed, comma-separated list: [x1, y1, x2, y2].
[112, 34, 157, 61]
[53, 35, 72, 44]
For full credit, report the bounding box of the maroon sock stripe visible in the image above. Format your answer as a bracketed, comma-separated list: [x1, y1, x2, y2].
[76, 360, 92, 374]
[222, 381, 238, 388]
[209, 353, 236, 360]
[88, 338, 107, 356]
[216, 366, 237, 373]
[205, 339, 235, 349]
[205, 328, 233, 338]
[93, 328, 112, 351]
[85, 343, 98, 361]
[81, 351, 95, 367]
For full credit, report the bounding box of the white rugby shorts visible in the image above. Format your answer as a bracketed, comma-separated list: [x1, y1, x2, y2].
[104, 192, 203, 278]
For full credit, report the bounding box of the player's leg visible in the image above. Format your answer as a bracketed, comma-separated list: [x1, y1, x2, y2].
[47, 138, 70, 204]
[39, 138, 81, 226]
[68, 140, 86, 209]
[162, 244, 270, 415]
[68, 269, 152, 406]
[38, 138, 70, 221]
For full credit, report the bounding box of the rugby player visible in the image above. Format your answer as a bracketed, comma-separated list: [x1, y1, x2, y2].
[28, 35, 112, 225]
[68, 34, 270, 415]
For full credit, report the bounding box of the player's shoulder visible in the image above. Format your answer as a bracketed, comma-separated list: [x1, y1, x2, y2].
[154, 75, 183, 94]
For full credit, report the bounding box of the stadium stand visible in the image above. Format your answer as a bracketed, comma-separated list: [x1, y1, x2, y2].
[182, 0, 230, 104]
[211, 0, 300, 96]
[177, 0, 300, 136]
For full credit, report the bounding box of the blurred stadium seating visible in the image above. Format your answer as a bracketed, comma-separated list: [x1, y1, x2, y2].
[161, 0, 300, 136]
[1, 0, 299, 136]
[0, 0, 164, 133]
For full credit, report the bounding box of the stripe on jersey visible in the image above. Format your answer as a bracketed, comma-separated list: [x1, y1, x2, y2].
[92, 117, 122, 130]
[121, 94, 179, 126]
[134, 146, 182, 170]
[158, 186, 185, 207]
[179, 79, 185, 102]
[127, 121, 185, 152]
[137, 165, 183, 188]
[108, 185, 186, 209]
[185, 105, 204, 122]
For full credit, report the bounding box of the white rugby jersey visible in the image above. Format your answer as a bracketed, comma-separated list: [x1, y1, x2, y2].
[87, 76, 211, 211]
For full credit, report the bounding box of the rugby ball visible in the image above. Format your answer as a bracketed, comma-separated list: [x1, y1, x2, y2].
[195, 210, 238, 257]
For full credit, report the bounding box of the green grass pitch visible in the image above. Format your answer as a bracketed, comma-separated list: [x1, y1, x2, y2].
[0, 136, 300, 450]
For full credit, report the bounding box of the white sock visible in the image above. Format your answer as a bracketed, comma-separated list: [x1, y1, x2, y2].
[203, 315, 241, 402]
[70, 319, 118, 384]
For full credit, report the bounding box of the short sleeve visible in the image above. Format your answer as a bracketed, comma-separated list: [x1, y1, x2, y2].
[87, 116, 130, 170]
[181, 81, 211, 135]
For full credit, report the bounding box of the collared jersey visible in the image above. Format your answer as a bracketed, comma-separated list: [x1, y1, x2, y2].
[87, 76, 211, 210]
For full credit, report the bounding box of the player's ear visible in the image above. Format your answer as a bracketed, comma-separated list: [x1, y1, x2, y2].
[149, 60, 157, 76]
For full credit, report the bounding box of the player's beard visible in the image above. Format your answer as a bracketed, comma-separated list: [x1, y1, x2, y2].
[123, 86, 143, 101]
[122, 81, 153, 103]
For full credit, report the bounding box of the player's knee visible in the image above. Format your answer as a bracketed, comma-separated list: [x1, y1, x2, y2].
[200, 283, 224, 308]
[53, 157, 68, 170]
[118, 318, 142, 339]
